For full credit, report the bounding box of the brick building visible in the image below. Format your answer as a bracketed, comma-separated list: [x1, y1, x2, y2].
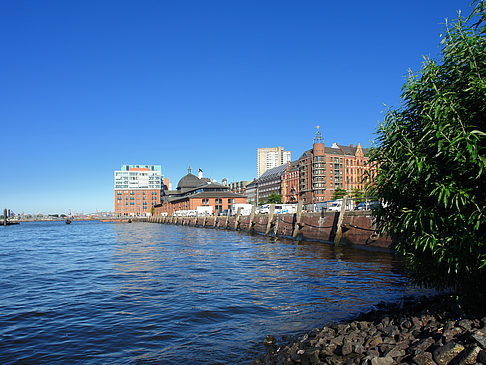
[114, 164, 168, 216]
[281, 127, 372, 204]
[154, 167, 247, 215]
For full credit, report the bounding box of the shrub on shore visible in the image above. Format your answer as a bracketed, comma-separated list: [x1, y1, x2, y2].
[368, 1, 486, 313]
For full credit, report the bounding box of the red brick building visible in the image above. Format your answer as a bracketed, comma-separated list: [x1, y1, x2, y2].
[281, 128, 372, 204]
[114, 164, 168, 217]
[154, 167, 247, 215]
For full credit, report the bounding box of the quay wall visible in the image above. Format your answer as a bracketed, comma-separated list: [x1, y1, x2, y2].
[138, 211, 390, 248]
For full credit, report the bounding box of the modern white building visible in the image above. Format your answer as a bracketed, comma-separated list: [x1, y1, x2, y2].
[114, 164, 163, 190]
[114, 164, 164, 216]
[257, 147, 291, 178]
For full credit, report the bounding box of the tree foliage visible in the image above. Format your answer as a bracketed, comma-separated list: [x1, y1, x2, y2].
[332, 188, 347, 200]
[351, 188, 366, 203]
[267, 193, 282, 204]
[368, 2, 486, 311]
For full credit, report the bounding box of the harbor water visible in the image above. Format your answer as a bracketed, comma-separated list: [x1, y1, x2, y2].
[0, 221, 426, 364]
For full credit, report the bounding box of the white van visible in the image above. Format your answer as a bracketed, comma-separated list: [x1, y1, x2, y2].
[231, 203, 253, 216]
[258, 204, 297, 214]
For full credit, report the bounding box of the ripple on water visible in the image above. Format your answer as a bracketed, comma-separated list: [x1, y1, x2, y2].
[0, 221, 428, 364]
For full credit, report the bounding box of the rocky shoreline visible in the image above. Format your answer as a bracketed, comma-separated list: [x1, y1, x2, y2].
[254, 295, 486, 364]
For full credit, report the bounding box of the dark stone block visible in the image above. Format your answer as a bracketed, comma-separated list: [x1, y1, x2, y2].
[432, 342, 465, 364]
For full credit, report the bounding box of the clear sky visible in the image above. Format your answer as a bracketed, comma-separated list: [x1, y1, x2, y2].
[0, 0, 473, 214]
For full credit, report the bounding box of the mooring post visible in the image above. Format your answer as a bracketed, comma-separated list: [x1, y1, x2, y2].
[213, 215, 218, 228]
[248, 205, 256, 233]
[234, 207, 242, 231]
[3, 208, 7, 226]
[225, 212, 230, 229]
[203, 213, 207, 227]
[265, 204, 275, 236]
[292, 200, 304, 240]
[334, 196, 347, 244]
[273, 215, 279, 236]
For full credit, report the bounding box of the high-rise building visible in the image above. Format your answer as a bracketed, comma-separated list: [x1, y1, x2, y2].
[114, 164, 166, 217]
[257, 146, 291, 178]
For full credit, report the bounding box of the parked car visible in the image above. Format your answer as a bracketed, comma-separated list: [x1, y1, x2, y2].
[354, 201, 380, 210]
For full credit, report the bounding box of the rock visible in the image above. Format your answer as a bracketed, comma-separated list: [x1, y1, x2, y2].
[321, 343, 337, 356]
[413, 352, 437, 365]
[401, 320, 413, 330]
[370, 356, 394, 365]
[432, 342, 465, 364]
[341, 342, 353, 356]
[477, 349, 486, 364]
[472, 330, 486, 350]
[414, 338, 436, 353]
[264, 335, 277, 346]
[304, 349, 320, 364]
[384, 347, 406, 359]
[458, 320, 473, 332]
[453, 345, 480, 365]
[366, 349, 380, 358]
[368, 336, 383, 347]
[330, 335, 344, 346]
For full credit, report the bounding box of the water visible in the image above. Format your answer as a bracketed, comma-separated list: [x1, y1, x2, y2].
[0, 221, 425, 364]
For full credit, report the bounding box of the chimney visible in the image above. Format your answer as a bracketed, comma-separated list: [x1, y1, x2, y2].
[350, 144, 354, 148]
[198, 168, 203, 179]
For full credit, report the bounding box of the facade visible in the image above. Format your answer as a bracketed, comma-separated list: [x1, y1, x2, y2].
[281, 128, 372, 204]
[228, 180, 252, 195]
[281, 160, 300, 203]
[114, 164, 165, 216]
[245, 180, 258, 205]
[256, 164, 286, 204]
[154, 167, 247, 216]
[257, 146, 291, 178]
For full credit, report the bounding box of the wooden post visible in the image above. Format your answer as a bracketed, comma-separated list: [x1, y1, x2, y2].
[3, 209, 7, 226]
[273, 215, 279, 236]
[292, 200, 304, 240]
[248, 205, 256, 233]
[225, 212, 230, 229]
[234, 207, 242, 231]
[334, 196, 347, 244]
[213, 215, 218, 227]
[265, 204, 275, 236]
[203, 213, 207, 227]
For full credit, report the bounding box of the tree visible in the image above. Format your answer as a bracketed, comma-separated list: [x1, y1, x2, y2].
[367, 2, 486, 312]
[351, 188, 365, 203]
[267, 193, 282, 204]
[332, 188, 347, 200]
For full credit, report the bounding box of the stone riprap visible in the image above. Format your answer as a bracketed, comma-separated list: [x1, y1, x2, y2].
[254, 296, 486, 364]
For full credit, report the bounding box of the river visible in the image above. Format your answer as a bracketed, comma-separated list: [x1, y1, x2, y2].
[0, 221, 426, 364]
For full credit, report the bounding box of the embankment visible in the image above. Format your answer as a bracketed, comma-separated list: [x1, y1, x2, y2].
[138, 211, 390, 248]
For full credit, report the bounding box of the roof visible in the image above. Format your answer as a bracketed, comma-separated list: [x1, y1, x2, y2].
[177, 173, 201, 189]
[258, 164, 286, 182]
[164, 190, 246, 203]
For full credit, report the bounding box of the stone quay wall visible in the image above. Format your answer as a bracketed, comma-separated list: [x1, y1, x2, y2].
[139, 211, 390, 248]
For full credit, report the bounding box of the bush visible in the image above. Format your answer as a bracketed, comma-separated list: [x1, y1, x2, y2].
[368, 2, 486, 312]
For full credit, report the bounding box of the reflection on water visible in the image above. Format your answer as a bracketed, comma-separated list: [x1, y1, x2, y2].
[0, 221, 427, 364]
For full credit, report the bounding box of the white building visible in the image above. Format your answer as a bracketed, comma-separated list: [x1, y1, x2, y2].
[114, 165, 164, 216]
[257, 147, 291, 178]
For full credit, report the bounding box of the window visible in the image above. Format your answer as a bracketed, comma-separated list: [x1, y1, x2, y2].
[215, 198, 222, 204]
[202, 199, 209, 206]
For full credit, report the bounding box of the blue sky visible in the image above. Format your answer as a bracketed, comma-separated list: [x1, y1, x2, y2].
[0, 0, 473, 214]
